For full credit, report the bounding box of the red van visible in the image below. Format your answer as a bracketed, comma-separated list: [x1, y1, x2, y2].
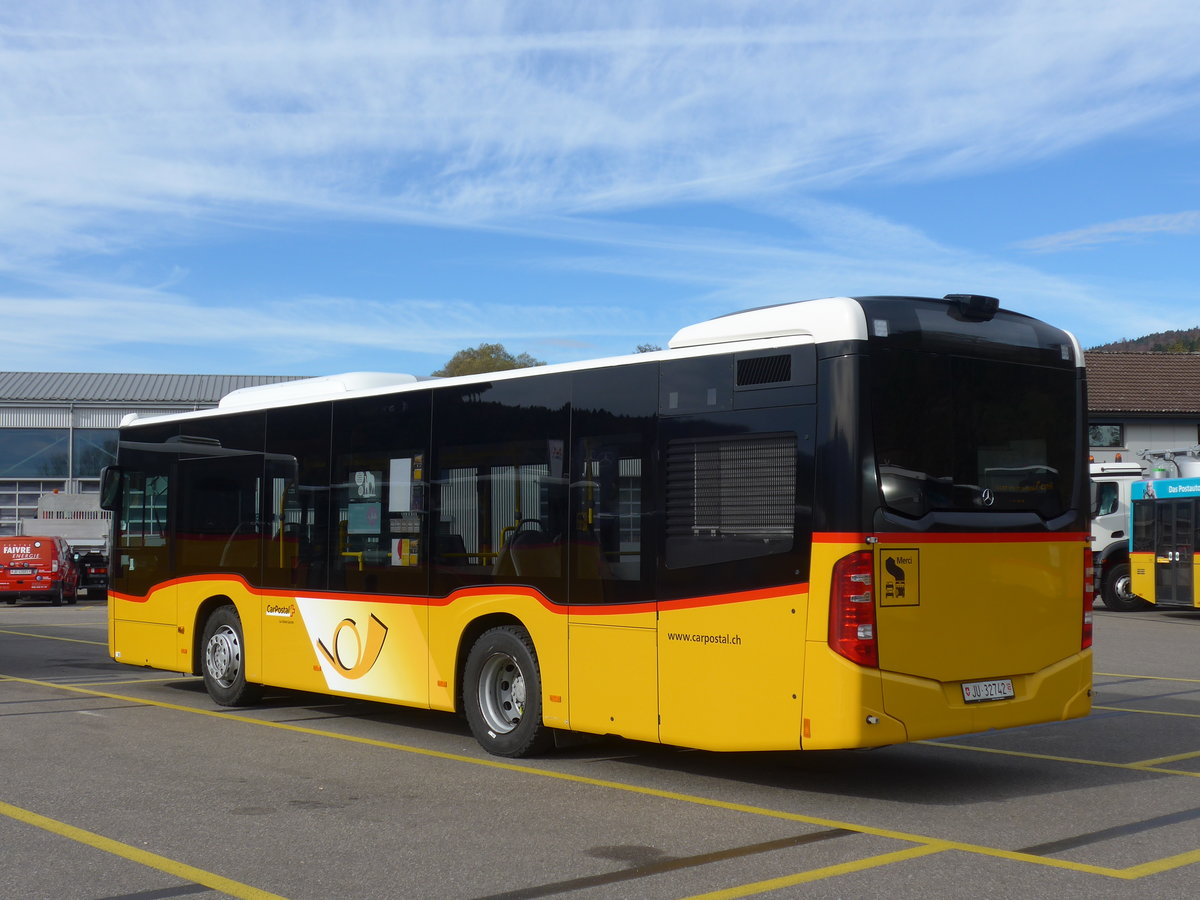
[0, 536, 81, 606]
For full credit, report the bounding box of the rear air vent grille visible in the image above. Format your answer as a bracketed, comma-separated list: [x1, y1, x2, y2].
[736, 354, 791, 387]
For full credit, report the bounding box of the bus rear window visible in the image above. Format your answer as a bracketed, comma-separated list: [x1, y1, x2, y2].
[871, 349, 1077, 519]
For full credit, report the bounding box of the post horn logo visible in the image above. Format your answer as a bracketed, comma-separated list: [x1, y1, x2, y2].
[316, 614, 388, 679]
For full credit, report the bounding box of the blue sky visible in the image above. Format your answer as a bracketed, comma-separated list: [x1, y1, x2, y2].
[2, 1, 1199, 377]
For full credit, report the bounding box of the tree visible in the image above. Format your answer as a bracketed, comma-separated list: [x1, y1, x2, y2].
[635, 343, 663, 353]
[432, 343, 546, 377]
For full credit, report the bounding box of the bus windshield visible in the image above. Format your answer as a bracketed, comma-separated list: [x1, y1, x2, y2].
[871, 348, 1078, 520]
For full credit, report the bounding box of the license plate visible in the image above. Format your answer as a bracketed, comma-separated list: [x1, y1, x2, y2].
[961, 678, 1014, 703]
[8, 568, 33, 575]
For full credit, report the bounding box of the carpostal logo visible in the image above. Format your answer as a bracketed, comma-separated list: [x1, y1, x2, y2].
[316, 614, 389, 680]
[265, 603, 297, 618]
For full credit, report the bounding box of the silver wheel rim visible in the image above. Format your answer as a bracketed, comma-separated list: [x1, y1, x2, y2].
[206, 623, 242, 689]
[1115, 573, 1133, 601]
[477, 652, 527, 735]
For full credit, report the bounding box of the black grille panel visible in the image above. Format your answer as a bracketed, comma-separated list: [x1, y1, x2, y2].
[737, 354, 791, 387]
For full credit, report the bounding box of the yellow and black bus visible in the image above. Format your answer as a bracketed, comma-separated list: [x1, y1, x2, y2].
[101, 294, 1093, 757]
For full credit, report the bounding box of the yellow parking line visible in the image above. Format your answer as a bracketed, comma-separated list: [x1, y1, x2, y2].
[3, 674, 1188, 882]
[1094, 704, 1200, 721]
[682, 844, 948, 898]
[932, 730, 1200, 775]
[1122, 847, 1200, 879]
[74, 675, 193, 686]
[925, 740, 1200, 779]
[0, 628, 106, 646]
[1096, 672, 1200, 685]
[0, 799, 286, 900]
[1130, 749, 1200, 767]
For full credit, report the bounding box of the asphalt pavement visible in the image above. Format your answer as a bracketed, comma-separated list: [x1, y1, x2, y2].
[2, 597, 1199, 899]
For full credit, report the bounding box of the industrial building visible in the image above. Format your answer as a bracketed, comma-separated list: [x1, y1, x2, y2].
[0, 372, 301, 540]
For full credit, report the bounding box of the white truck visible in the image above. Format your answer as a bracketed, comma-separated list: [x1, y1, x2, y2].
[1090, 461, 1150, 611]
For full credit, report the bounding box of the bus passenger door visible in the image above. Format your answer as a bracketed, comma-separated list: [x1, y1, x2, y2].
[1155, 500, 1196, 607]
[109, 444, 180, 671]
[567, 434, 659, 742]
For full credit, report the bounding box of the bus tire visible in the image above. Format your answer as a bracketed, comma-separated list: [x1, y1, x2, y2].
[1101, 562, 1150, 612]
[463, 626, 553, 758]
[201, 605, 263, 706]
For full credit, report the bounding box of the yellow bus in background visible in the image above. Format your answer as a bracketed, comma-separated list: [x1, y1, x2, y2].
[101, 294, 1092, 757]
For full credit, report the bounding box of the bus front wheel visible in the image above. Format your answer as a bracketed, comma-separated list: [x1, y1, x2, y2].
[463, 626, 553, 758]
[201, 606, 263, 706]
[1101, 562, 1151, 612]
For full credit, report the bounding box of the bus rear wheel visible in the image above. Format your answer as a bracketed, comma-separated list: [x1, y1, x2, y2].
[1101, 562, 1151, 612]
[201, 605, 263, 706]
[463, 626, 553, 758]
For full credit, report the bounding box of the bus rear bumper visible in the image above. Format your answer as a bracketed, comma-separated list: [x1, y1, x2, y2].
[880, 650, 1093, 743]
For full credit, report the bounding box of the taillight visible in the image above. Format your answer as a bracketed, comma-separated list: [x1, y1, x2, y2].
[1082, 546, 1094, 650]
[829, 549, 878, 667]
[52, 560, 60, 572]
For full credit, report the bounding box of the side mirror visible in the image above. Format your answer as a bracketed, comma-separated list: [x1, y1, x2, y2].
[99, 465, 123, 512]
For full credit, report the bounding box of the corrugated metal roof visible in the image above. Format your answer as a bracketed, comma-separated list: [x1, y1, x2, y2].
[1085, 352, 1200, 415]
[0, 372, 305, 404]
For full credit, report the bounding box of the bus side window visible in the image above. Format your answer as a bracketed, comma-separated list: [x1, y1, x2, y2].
[113, 434, 176, 597]
[571, 435, 645, 602]
[657, 406, 815, 600]
[1132, 499, 1155, 552]
[172, 412, 266, 582]
[176, 455, 264, 577]
[431, 374, 570, 600]
[434, 444, 567, 584]
[664, 431, 796, 568]
[263, 402, 332, 592]
[330, 393, 430, 596]
[570, 363, 657, 605]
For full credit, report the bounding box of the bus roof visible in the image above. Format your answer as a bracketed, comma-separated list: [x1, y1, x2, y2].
[668, 296, 865, 348]
[120, 295, 1074, 427]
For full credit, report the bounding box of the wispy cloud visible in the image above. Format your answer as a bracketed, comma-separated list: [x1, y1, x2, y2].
[1, 2, 1198, 371]
[2, 1, 1200, 262]
[0, 200, 1158, 374]
[1017, 211, 1200, 252]
[0, 276, 681, 374]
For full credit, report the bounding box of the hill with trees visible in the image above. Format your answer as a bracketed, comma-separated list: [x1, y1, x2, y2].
[1089, 327, 1200, 353]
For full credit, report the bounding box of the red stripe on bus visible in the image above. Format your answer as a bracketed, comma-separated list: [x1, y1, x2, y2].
[109, 574, 809, 614]
[814, 531, 1089, 544]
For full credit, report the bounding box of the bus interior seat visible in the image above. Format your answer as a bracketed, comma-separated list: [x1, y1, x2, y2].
[434, 532, 468, 567]
[494, 528, 560, 578]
